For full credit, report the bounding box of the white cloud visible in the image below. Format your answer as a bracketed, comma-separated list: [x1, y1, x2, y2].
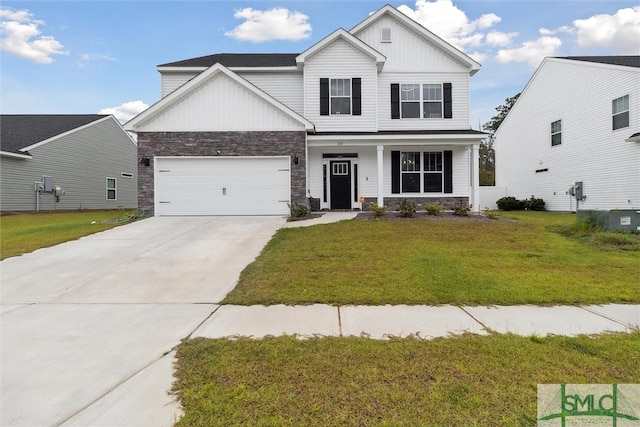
[486, 31, 518, 47]
[573, 6, 640, 54]
[76, 52, 117, 68]
[467, 51, 487, 63]
[0, 7, 67, 64]
[398, 0, 501, 50]
[495, 35, 562, 68]
[225, 7, 311, 42]
[100, 100, 148, 122]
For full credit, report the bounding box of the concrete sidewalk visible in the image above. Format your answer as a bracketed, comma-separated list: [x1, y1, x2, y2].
[192, 303, 639, 340]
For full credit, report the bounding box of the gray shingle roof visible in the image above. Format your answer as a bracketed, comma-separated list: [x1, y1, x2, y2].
[0, 114, 107, 154]
[158, 53, 299, 68]
[559, 56, 640, 68]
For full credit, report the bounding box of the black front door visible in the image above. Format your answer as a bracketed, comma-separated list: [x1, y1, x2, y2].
[330, 160, 351, 209]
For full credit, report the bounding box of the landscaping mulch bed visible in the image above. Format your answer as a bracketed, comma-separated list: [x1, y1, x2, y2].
[353, 211, 505, 222]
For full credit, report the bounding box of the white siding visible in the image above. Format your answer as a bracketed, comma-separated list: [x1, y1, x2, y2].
[354, 15, 470, 73]
[239, 71, 304, 116]
[139, 73, 306, 132]
[161, 71, 199, 97]
[303, 39, 378, 132]
[495, 59, 640, 211]
[377, 72, 470, 130]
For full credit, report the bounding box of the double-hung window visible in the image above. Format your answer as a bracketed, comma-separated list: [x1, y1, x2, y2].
[106, 177, 117, 200]
[330, 79, 351, 115]
[423, 84, 443, 118]
[395, 83, 449, 119]
[423, 152, 443, 192]
[612, 95, 629, 130]
[551, 120, 562, 146]
[401, 152, 421, 192]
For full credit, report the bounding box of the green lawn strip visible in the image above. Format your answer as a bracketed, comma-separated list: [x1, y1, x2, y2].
[173, 333, 640, 426]
[223, 213, 639, 306]
[0, 210, 138, 260]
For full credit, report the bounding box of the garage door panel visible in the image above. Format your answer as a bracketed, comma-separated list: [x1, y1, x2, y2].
[155, 157, 290, 216]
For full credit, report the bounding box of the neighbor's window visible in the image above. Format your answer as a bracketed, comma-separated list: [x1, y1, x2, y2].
[401, 84, 443, 118]
[401, 152, 421, 192]
[612, 95, 629, 130]
[551, 120, 562, 146]
[330, 79, 351, 115]
[106, 177, 117, 200]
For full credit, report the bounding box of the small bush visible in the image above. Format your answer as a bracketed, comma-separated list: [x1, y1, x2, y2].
[424, 203, 444, 216]
[453, 201, 471, 217]
[398, 199, 417, 218]
[288, 202, 310, 220]
[496, 196, 523, 211]
[524, 196, 546, 211]
[368, 202, 388, 218]
[484, 208, 500, 220]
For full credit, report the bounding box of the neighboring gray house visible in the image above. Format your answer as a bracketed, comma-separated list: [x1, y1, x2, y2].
[1, 114, 138, 212]
[125, 5, 487, 216]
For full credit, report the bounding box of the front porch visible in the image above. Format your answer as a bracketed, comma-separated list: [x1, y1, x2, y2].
[306, 132, 484, 212]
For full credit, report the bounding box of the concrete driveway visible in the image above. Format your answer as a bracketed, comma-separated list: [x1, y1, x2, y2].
[1, 216, 285, 427]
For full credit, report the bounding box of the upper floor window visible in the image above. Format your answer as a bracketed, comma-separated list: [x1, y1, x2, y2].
[392, 83, 452, 119]
[551, 120, 562, 146]
[612, 95, 629, 130]
[320, 78, 361, 116]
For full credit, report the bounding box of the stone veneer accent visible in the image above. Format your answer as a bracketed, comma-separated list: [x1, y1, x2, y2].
[137, 131, 307, 215]
[362, 196, 469, 211]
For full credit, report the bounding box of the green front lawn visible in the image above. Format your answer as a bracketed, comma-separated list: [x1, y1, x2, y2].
[174, 333, 640, 426]
[0, 210, 139, 260]
[223, 212, 640, 306]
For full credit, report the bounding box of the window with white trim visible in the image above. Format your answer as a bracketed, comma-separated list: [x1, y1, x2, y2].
[106, 177, 117, 200]
[423, 152, 443, 192]
[401, 152, 421, 192]
[612, 95, 629, 130]
[551, 120, 562, 146]
[400, 84, 443, 118]
[330, 78, 351, 115]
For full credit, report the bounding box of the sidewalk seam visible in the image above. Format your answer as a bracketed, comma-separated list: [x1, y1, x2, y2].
[337, 306, 343, 337]
[458, 306, 493, 333]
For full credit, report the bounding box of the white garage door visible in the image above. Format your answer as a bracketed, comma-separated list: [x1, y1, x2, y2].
[155, 156, 290, 216]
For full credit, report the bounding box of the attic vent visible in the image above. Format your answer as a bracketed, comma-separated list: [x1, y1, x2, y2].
[381, 28, 392, 43]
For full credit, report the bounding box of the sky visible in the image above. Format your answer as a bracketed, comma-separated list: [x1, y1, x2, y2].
[1, 0, 639, 129]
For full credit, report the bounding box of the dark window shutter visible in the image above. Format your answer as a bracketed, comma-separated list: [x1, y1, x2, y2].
[443, 83, 452, 119]
[391, 84, 400, 119]
[320, 78, 329, 116]
[352, 78, 361, 116]
[443, 150, 453, 193]
[391, 151, 400, 194]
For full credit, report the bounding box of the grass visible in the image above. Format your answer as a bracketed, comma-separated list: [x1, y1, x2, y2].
[0, 209, 139, 260]
[223, 211, 640, 306]
[173, 332, 640, 427]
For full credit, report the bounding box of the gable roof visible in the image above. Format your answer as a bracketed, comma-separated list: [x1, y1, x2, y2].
[158, 53, 299, 69]
[559, 56, 640, 68]
[0, 114, 108, 155]
[125, 63, 314, 132]
[296, 28, 386, 71]
[350, 4, 481, 75]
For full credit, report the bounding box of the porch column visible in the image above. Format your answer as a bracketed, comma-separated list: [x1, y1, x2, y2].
[377, 144, 384, 206]
[471, 143, 480, 212]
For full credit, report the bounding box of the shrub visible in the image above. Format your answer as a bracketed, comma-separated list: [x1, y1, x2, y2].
[525, 196, 546, 211]
[483, 208, 500, 220]
[288, 202, 310, 220]
[453, 201, 471, 217]
[496, 196, 523, 211]
[424, 203, 444, 216]
[368, 202, 388, 218]
[398, 199, 417, 218]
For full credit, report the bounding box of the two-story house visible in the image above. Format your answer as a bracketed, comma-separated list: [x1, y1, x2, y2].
[125, 5, 487, 216]
[495, 56, 639, 212]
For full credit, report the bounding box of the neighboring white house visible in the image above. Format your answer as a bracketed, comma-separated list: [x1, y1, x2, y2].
[0, 115, 138, 212]
[125, 5, 487, 217]
[495, 56, 640, 212]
